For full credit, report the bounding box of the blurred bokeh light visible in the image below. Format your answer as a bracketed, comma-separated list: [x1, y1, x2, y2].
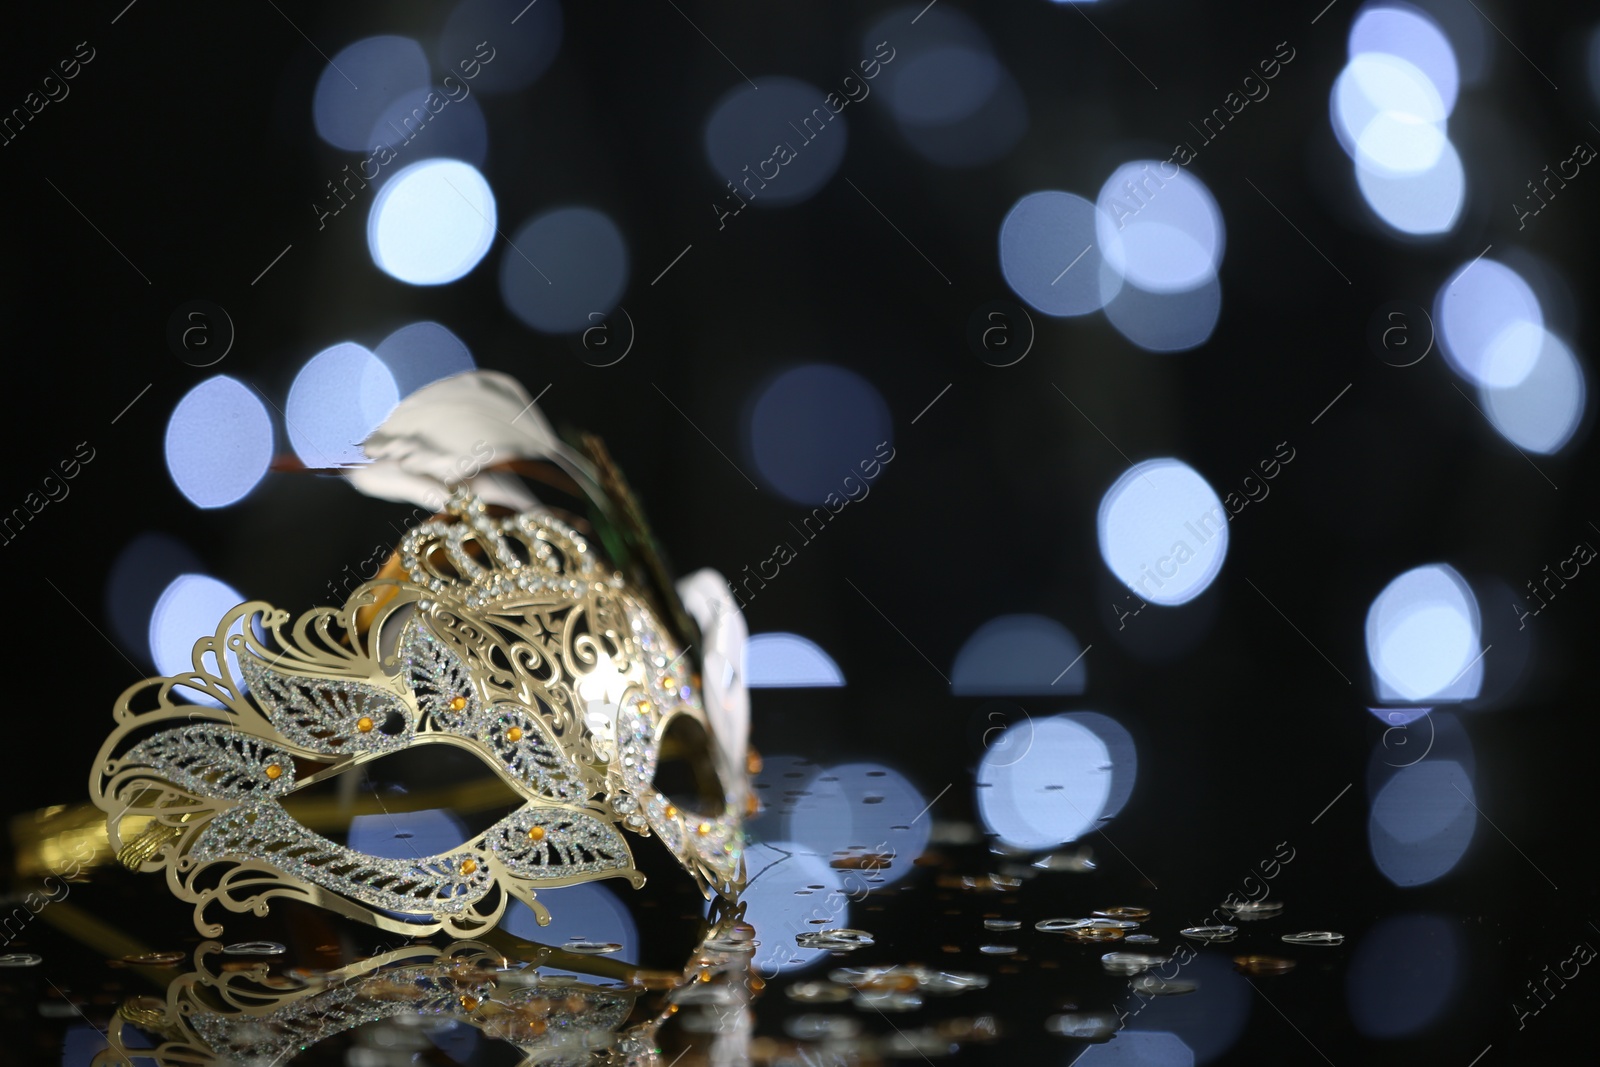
[368, 89, 489, 172]
[1346, 913, 1462, 1038]
[976, 714, 1116, 850]
[1368, 758, 1476, 886]
[368, 159, 497, 285]
[866, 7, 1027, 167]
[499, 206, 629, 333]
[285, 342, 399, 468]
[164, 375, 273, 509]
[950, 613, 1088, 695]
[1436, 258, 1544, 388]
[1102, 272, 1224, 352]
[502, 881, 639, 981]
[1365, 564, 1483, 702]
[438, 0, 563, 96]
[1479, 328, 1586, 454]
[373, 321, 476, 397]
[1349, 4, 1460, 111]
[148, 573, 246, 707]
[737, 841, 848, 975]
[1123, 953, 1251, 1064]
[783, 762, 929, 888]
[1098, 459, 1228, 607]
[1000, 191, 1116, 317]
[746, 364, 892, 505]
[703, 76, 847, 208]
[1096, 162, 1225, 294]
[1062, 711, 1138, 824]
[1074, 1031, 1194, 1066]
[312, 36, 431, 151]
[105, 533, 203, 664]
[1335, 9, 1465, 236]
[745, 632, 845, 687]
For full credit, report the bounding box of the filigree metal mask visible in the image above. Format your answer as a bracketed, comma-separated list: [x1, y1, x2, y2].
[91, 491, 745, 937]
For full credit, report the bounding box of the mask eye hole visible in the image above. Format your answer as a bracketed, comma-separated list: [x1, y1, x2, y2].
[652, 714, 726, 815]
[281, 744, 526, 850]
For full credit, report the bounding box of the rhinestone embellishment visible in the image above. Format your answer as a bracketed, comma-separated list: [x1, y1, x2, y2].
[92, 496, 745, 937]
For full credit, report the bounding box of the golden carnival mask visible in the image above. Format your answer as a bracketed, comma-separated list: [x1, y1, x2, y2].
[90, 486, 747, 938]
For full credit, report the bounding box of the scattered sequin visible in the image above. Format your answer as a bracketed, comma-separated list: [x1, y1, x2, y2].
[1100, 952, 1168, 975]
[854, 988, 924, 1012]
[1226, 900, 1284, 920]
[1234, 955, 1296, 975]
[831, 965, 989, 995]
[796, 929, 875, 951]
[786, 981, 852, 1003]
[119, 951, 186, 966]
[1046, 1011, 1119, 1039]
[936, 874, 1024, 892]
[1281, 930, 1344, 946]
[787, 1014, 863, 1040]
[222, 941, 286, 956]
[564, 940, 624, 955]
[1032, 849, 1097, 872]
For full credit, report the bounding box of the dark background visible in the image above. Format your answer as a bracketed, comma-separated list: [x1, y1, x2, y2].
[2, 0, 1598, 1061]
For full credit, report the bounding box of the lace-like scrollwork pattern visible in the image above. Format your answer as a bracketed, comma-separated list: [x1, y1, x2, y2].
[92, 495, 743, 937]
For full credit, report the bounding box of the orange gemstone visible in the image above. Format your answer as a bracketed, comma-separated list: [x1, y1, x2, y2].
[696, 822, 711, 836]
[356, 716, 374, 733]
[459, 859, 478, 876]
[460, 994, 480, 1011]
[663, 676, 677, 689]
[637, 700, 652, 715]
[528, 826, 546, 842]
[449, 695, 468, 712]
[664, 805, 678, 819]
[264, 764, 283, 780]
[507, 726, 524, 743]
[526, 1017, 548, 1036]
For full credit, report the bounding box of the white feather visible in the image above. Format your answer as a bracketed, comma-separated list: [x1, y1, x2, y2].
[345, 370, 592, 510]
[676, 569, 751, 808]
